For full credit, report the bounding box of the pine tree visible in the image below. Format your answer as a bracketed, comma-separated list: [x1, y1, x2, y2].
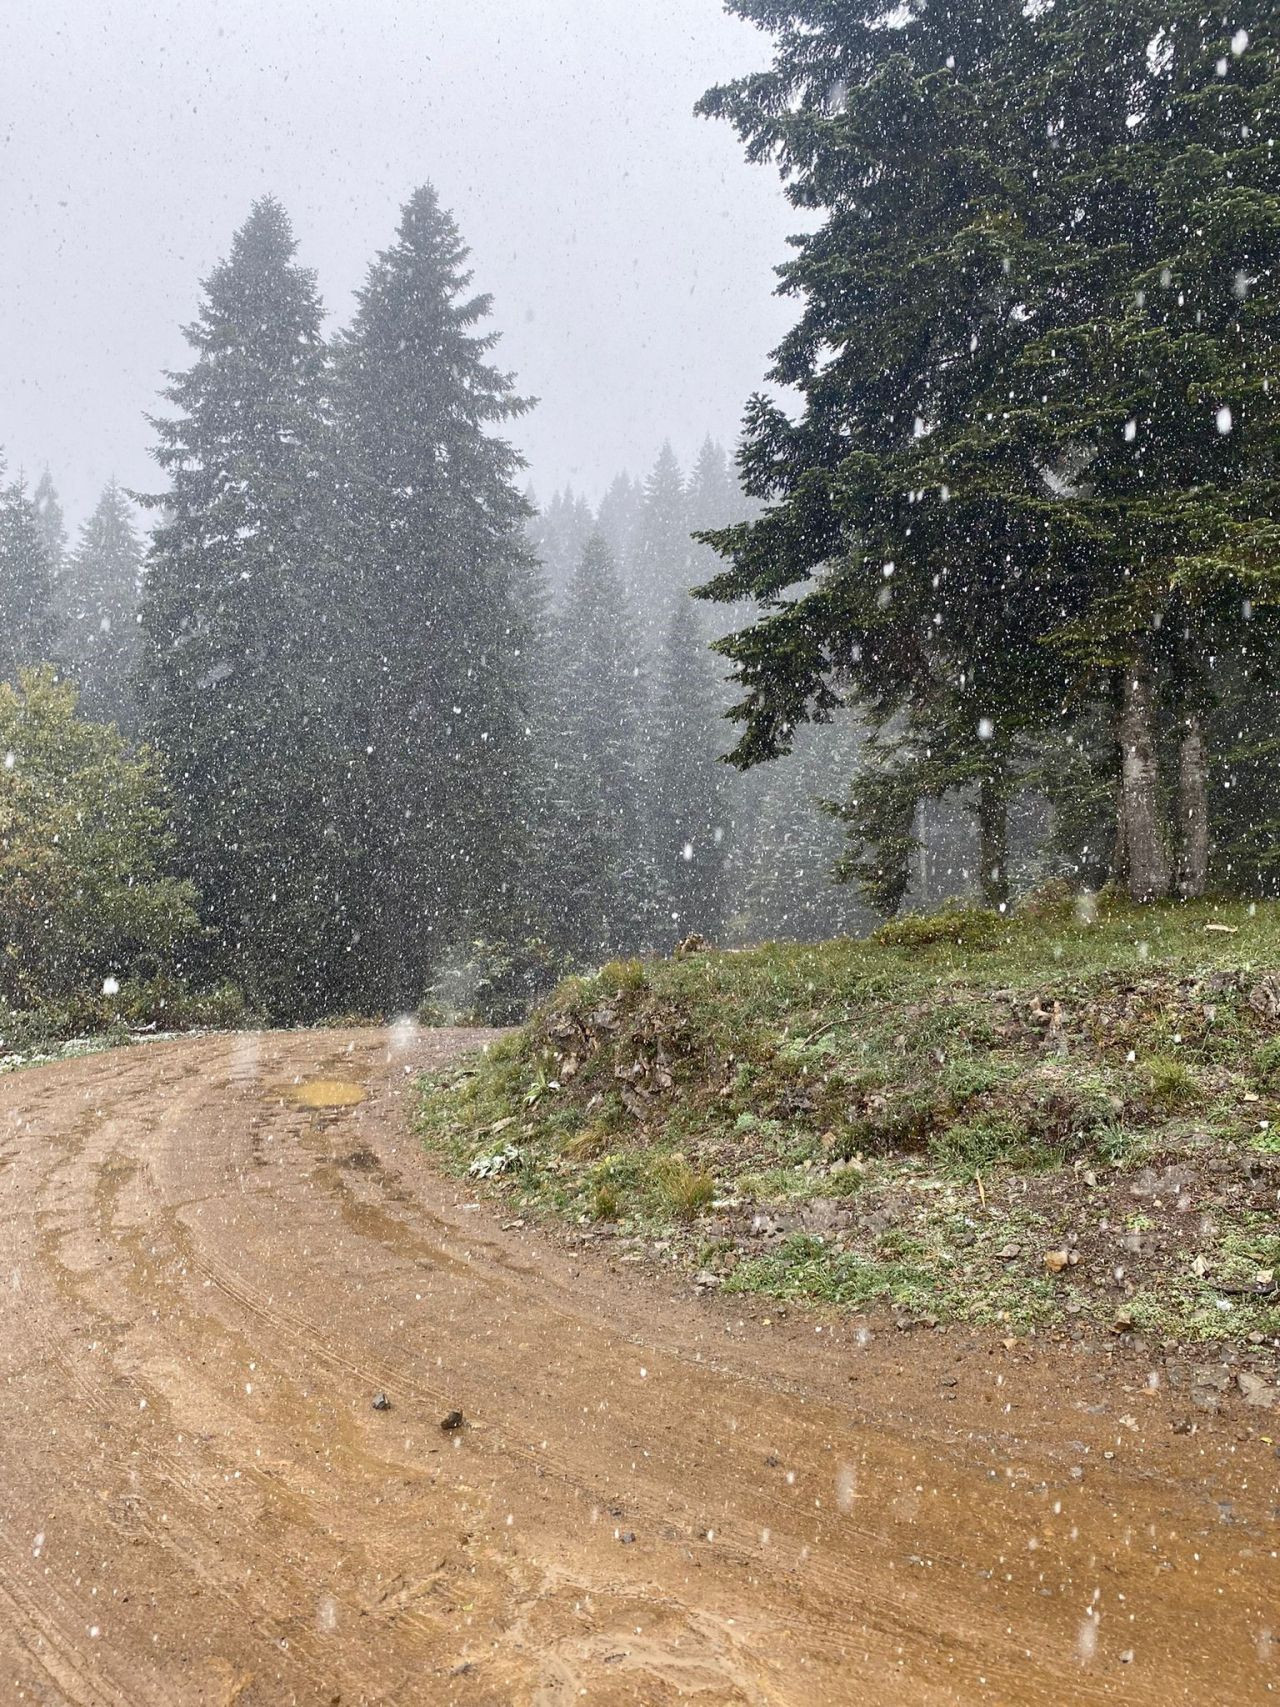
[648, 599, 732, 944]
[993, 3, 1280, 899]
[698, 0, 1280, 908]
[686, 439, 738, 536]
[138, 196, 346, 1017]
[332, 184, 538, 1009]
[32, 471, 66, 586]
[545, 534, 654, 961]
[0, 463, 57, 685]
[596, 472, 644, 570]
[527, 487, 597, 604]
[64, 482, 144, 729]
[628, 444, 690, 651]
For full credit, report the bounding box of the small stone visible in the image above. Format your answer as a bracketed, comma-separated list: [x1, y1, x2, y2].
[1237, 1371, 1277, 1409]
[1044, 1249, 1069, 1274]
[997, 1243, 1021, 1261]
[618, 1530, 636, 1545]
[371, 1392, 392, 1412]
[440, 1409, 465, 1431]
[1119, 1649, 1134, 1664]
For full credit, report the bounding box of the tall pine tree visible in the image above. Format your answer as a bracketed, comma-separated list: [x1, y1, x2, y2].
[648, 599, 732, 944]
[699, 0, 1280, 909]
[0, 463, 56, 685]
[332, 184, 538, 1009]
[64, 482, 144, 729]
[138, 197, 346, 1016]
[629, 443, 691, 651]
[526, 486, 597, 603]
[545, 534, 654, 961]
[32, 471, 66, 588]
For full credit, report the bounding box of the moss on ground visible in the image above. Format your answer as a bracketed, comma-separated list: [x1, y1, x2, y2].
[418, 898, 1280, 1344]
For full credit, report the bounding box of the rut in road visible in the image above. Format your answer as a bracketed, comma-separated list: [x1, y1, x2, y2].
[0, 1027, 1275, 1705]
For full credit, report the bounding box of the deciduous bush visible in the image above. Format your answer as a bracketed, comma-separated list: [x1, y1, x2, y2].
[0, 668, 200, 1008]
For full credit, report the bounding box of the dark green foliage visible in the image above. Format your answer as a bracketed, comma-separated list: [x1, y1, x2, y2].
[137, 196, 348, 1018]
[331, 184, 540, 1010]
[698, 0, 1280, 908]
[424, 936, 573, 1026]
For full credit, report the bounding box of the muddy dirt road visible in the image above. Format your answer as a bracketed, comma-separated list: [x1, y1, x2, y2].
[0, 1029, 1276, 1705]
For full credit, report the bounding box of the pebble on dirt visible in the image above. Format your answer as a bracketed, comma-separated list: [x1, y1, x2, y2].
[440, 1409, 466, 1431]
[371, 1391, 392, 1412]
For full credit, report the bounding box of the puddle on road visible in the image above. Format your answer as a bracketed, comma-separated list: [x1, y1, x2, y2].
[283, 1079, 367, 1110]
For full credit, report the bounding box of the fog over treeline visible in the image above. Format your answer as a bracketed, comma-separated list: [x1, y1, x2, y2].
[0, 184, 886, 1024]
[1, 0, 798, 523]
[2, 0, 1277, 1041]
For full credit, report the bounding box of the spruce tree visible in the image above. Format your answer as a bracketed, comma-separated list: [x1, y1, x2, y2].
[698, 0, 1279, 908]
[64, 482, 144, 729]
[546, 534, 653, 961]
[527, 487, 597, 603]
[995, 3, 1280, 898]
[596, 472, 644, 570]
[629, 444, 691, 650]
[0, 464, 57, 685]
[32, 471, 66, 585]
[138, 196, 346, 1016]
[332, 184, 538, 1009]
[648, 599, 732, 944]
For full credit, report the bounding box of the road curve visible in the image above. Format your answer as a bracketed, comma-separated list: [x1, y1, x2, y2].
[0, 1027, 1275, 1705]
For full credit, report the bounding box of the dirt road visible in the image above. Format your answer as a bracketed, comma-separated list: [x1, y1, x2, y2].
[0, 1028, 1275, 1705]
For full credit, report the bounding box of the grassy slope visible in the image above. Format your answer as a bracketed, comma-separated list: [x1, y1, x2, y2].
[419, 898, 1280, 1344]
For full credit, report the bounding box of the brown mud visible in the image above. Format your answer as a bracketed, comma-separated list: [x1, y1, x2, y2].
[0, 1028, 1275, 1704]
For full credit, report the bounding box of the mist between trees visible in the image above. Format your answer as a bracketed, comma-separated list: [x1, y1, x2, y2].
[2, 0, 1277, 1033]
[0, 189, 885, 1032]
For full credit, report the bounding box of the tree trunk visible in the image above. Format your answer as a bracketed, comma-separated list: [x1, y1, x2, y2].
[1108, 672, 1129, 891]
[915, 800, 932, 908]
[1119, 650, 1171, 902]
[978, 773, 1010, 908]
[1177, 713, 1210, 899]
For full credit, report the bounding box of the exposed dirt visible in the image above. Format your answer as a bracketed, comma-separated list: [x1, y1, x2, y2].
[1, 1028, 1277, 1705]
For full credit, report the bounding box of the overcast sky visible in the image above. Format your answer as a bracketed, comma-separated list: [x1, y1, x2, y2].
[0, 0, 799, 532]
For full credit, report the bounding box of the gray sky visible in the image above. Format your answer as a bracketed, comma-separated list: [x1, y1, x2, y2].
[0, 0, 799, 532]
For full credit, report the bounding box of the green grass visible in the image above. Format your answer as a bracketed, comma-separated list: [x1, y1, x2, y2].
[418, 897, 1280, 1339]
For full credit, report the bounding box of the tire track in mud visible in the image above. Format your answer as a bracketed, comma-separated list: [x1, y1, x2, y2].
[0, 1028, 1276, 1705]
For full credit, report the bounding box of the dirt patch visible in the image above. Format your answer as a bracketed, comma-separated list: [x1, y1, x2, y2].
[1, 1028, 1278, 1704]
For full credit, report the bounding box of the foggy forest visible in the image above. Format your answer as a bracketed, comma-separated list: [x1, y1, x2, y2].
[2, 1, 1279, 1701]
